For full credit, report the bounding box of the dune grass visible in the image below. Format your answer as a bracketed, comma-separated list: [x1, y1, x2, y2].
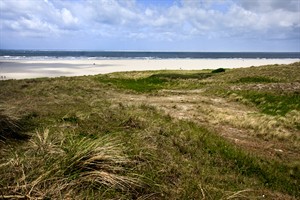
[1, 130, 141, 199]
[0, 62, 299, 199]
[96, 71, 213, 92]
[234, 91, 300, 116]
[233, 76, 278, 83]
[98, 75, 167, 92]
[215, 62, 300, 83]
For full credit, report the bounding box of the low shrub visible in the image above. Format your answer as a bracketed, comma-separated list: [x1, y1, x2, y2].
[212, 68, 226, 73]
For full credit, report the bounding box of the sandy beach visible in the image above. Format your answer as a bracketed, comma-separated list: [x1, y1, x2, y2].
[0, 58, 299, 80]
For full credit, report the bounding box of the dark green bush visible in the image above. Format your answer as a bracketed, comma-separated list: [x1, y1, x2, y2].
[212, 68, 226, 73]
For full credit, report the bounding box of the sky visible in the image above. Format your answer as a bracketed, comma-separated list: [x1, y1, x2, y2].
[0, 0, 299, 51]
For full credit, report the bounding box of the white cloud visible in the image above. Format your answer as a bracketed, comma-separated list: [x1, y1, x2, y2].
[61, 8, 78, 25]
[0, 0, 299, 50]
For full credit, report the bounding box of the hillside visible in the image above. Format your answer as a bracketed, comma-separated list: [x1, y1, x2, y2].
[0, 62, 299, 199]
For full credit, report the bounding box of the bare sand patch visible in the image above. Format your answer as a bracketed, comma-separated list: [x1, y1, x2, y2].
[1, 58, 299, 79]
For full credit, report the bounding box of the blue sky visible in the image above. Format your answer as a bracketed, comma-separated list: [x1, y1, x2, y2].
[0, 0, 299, 51]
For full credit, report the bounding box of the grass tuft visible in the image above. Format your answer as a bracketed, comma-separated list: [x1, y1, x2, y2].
[0, 131, 142, 199]
[61, 135, 141, 191]
[0, 111, 29, 141]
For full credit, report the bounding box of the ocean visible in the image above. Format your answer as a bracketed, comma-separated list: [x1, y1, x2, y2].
[1, 50, 299, 60]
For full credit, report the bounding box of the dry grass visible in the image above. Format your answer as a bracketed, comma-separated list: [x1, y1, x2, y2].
[0, 129, 141, 199]
[118, 91, 299, 143]
[198, 103, 298, 141]
[212, 62, 300, 83]
[113, 86, 299, 165]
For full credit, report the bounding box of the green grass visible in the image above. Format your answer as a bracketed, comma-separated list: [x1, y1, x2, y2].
[197, 123, 300, 195]
[96, 72, 213, 92]
[150, 72, 212, 80]
[97, 76, 167, 92]
[235, 91, 300, 116]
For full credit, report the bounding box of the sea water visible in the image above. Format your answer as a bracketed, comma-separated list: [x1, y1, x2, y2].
[1, 50, 299, 60]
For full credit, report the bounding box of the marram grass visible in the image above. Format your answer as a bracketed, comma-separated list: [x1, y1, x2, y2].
[0, 130, 141, 199]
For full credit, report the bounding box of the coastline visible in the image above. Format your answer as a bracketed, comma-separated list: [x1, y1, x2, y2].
[0, 58, 299, 80]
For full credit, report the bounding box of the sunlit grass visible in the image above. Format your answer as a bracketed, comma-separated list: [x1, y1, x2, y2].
[1, 129, 141, 199]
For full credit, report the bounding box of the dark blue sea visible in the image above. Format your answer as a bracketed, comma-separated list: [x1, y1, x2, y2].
[0, 50, 299, 60]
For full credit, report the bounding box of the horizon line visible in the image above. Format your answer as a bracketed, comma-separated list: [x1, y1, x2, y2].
[1, 49, 300, 53]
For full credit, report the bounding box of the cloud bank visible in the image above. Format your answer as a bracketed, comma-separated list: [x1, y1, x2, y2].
[0, 0, 299, 51]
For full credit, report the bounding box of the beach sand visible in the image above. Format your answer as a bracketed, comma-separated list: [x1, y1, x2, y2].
[0, 58, 299, 80]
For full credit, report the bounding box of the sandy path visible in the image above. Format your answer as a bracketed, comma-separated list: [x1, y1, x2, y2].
[111, 89, 300, 162]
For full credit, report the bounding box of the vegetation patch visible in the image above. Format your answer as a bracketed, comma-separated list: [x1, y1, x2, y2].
[198, 125, 300, 195]
[97, 72, 212, 92]
[212, 62, 300, 83]
[97, 76, 167, 92]
[0, 130, 141, 199]
[236, 91, 300, 116]
[234, 76, 278, 83]
[150, 72, 212, 80]
[212, 68, 226, 73]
